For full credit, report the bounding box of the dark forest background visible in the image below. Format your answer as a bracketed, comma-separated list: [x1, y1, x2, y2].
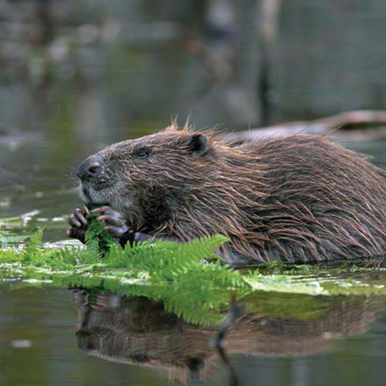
[1, 0, 386, 143]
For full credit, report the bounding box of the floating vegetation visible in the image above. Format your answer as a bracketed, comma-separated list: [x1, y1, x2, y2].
[2, 217, 386, 326]
[0, 220, 245, 325]
[0, 220, 30, 247]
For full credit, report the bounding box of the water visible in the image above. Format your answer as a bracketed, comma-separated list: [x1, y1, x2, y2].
[1, 133, 386, 386]
[2, 1, 386, 383]
[2, 284, 386, 386]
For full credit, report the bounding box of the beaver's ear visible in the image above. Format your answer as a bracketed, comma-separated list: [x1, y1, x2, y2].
[187, 134, 208, 155]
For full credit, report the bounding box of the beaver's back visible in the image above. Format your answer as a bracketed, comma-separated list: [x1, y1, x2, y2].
[233, 135, 386, 263]
[73, 125, 386, 264]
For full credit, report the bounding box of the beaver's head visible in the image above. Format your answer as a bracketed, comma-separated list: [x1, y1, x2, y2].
[76, 125, 217, 231]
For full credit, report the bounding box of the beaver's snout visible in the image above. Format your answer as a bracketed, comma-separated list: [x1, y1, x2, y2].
[77, 158, 103, 181]
[77, 154, 119, 206]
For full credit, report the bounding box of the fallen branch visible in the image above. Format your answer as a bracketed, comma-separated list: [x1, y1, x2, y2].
[224, 110, 386, 143]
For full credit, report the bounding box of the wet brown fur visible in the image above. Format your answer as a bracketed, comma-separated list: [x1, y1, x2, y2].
[81, 123, 386, 264]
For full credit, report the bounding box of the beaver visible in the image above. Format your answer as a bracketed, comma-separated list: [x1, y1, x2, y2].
[67, 123, 386, 264]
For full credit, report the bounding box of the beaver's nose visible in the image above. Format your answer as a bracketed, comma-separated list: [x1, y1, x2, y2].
[76, 159, 102, 181]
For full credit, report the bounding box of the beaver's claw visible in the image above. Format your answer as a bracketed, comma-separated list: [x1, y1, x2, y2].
[92, 206, 135, 246]
[67, 205, 155, 247]
[67, 205, 90, 243]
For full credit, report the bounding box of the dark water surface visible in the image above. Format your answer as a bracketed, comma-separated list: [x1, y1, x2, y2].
[1, 133, 386, 386]
[2, 282, 386, 386]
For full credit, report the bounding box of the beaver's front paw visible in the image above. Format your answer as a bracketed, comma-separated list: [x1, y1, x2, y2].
[66, 206, 90, 243]
[91, 206, 135, 246]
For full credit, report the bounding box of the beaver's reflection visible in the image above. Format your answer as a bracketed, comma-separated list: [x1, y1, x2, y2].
[74, 291, 215, 383]
[73, 289, 383, 385]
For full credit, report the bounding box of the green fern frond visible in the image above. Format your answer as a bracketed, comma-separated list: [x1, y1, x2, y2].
[1, 224, 245, 326]
[26, 227, 44, 250]
[23, 227, 44, 262]
[84, 211, 117, 255]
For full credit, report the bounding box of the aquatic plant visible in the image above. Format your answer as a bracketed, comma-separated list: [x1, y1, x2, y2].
[2, 218, 386, 326]
[0, 220, 252, 325]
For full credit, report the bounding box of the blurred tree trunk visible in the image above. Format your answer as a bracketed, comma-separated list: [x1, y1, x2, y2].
[257, 0, 282, 125]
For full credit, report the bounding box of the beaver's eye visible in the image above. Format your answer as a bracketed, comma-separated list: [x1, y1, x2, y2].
[135, 149, 149, 159]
